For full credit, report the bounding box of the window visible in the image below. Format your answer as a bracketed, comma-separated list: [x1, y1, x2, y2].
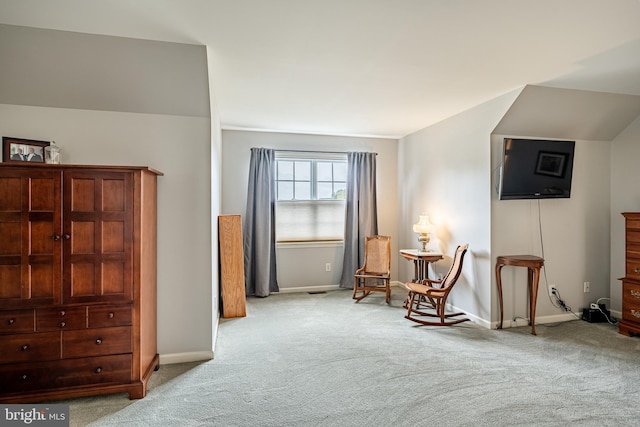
[275, 152, 347, 242]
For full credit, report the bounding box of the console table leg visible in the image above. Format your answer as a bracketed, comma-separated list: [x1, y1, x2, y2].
[496, 264, 504, 329]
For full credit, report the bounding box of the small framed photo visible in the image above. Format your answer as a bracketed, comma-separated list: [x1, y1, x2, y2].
[535, 151, 567, 177]
[2, 137, 50, 164]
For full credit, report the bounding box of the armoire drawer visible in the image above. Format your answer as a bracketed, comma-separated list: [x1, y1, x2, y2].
[621, 300, 640, 324]
[622, 281, 640, 306]
[0, 354, 132, 393]
[0, 332, 60, 364]
[0, 310, 35, 335]
[88, 305, 132, 328]
[625, 260, 640, 280]
[62, 326, 132, 358]
[36, 306, 87, 331]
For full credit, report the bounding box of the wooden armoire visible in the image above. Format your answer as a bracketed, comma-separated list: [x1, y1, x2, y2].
[0, 163, 162, 403]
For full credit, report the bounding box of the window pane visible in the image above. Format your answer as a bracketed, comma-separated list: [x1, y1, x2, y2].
[276, 200, 345, 241]
[278, 161, 293, 180]
[333, 162, 347, 181]
[278, 182, 293, 200]
[333, 183, 346, 199]
[317, 182, 333, 199]
[295, 181, 311, 200]
[317, 162, 333, 181]
[295, 161, 310, 180]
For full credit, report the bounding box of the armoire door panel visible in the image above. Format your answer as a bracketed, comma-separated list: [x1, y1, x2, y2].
[0, 177, 21, 210]
[102, 180, 126, 211]
[102, 262, 126, 294]
[69, 263, 96, 297]
[71, 222, 96, 254]
[0, 222, 21, 254]
[29, 178, 56, 211]
[63, 171, 133, 304]
[70, 179, 96, 212]
[0, 266, 21, 298]
[102, 221, 125, 253]
[0, 169, 61, 308]
[30, 221, 55, 254]
[29, 264, 55, 298]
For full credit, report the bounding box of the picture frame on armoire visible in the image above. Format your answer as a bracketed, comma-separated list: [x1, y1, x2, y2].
[2, 136, 50, 163]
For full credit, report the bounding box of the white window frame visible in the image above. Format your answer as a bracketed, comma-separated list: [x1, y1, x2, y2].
[275, 151, 347, 243]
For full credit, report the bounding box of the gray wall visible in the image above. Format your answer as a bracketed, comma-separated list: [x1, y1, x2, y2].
[0, 24, 218, 363]
[221, 130, 399, 290]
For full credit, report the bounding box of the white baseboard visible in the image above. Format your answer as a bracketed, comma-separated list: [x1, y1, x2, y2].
[488, 312, 580, 330]
[160, 351, 213, 365]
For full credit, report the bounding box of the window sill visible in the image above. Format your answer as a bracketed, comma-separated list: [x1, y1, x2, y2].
[276, 241, 344, 249]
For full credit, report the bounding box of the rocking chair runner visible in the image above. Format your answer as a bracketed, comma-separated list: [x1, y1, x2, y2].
[404, 244, 469, 326]
[353, 235, 392, 304]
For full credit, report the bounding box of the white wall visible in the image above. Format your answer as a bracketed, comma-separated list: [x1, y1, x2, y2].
[221, 130, 398, 289]
[398, 91, 518, 326]
[0, 104, 214, 360]
[207, 47, 223, 352]
[491, 135, 611, 323]
[610, 116, 640, 312]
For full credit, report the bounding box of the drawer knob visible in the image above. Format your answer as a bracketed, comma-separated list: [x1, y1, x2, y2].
[95, 338, 103, 345]
[635, 267, 640, 274]
[58, 321, 66, 328]
[52, 234, 61, 241]
[20, 374, 28, 381]
[58, 310, 66, 316]
[108, 312, 115, 319]
[20, 344, 29, 351]
[63, 234, 71, 240]
[7, 318, 15, 325]
[631, 290, 640, 299]
[632, 309, 640, 319]
[95, 367, 103, 374]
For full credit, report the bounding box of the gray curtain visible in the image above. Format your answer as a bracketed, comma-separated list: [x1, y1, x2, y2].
[340, 152, 378, 288]
[244, 148, 279, 297]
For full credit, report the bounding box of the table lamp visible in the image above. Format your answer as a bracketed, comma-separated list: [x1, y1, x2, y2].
[413, 214, 433, 253]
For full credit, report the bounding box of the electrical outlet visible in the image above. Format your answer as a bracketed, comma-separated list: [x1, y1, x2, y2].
[325, 263, 331, 272]
[583, 281, 590, 293]
[548, 284, 557, 295]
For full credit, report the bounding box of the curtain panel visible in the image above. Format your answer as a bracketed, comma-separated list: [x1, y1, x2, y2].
[244, 148, 279, 297]
[340, 152, 378, 288]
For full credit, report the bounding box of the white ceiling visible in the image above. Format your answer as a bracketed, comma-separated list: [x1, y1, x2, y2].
[1, 0, 640, 138]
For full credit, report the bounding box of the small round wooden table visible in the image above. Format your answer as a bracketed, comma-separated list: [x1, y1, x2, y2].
[495, 255, 544, 335]
[400, 249, 444, 282]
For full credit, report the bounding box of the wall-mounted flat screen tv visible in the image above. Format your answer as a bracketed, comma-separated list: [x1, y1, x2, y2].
[499, 138, 575, 200]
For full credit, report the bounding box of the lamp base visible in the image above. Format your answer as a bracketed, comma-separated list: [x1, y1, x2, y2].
[417, 234, 430, 253]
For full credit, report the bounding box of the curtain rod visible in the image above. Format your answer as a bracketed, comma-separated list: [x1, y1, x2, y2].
[253, 148, 378, 155]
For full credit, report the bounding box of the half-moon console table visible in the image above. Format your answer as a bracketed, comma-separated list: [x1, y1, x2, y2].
[495, 255, 545, 335]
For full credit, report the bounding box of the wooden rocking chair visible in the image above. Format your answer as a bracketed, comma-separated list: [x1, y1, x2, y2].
[353, 235, 392, 304]
[404, 244, 469, 326]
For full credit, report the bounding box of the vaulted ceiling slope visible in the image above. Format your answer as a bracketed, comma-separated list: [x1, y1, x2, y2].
[1, 0, 640, 138]
[495, 85, 640, 141]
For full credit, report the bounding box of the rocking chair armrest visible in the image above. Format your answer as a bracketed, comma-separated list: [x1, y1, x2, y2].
[420, 278, 443, 286]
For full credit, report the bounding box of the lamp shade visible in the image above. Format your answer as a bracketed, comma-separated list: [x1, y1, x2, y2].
[412, 215, 433, 234]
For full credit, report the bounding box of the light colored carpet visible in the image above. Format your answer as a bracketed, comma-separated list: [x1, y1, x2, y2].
[78, 288, 639, 426]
